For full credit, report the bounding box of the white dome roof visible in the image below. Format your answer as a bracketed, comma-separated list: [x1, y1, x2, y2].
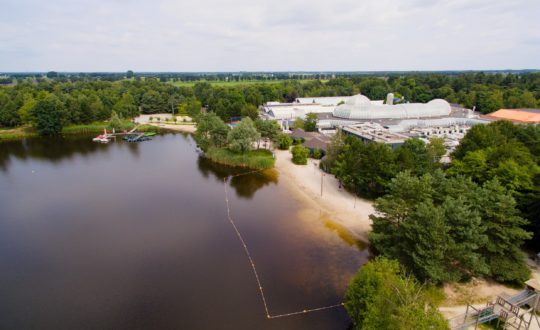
[333, 97, 451, 120]
[345, 94, 371, 106]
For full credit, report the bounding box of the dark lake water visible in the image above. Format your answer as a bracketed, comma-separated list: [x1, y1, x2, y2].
[0, 133, 368, 330]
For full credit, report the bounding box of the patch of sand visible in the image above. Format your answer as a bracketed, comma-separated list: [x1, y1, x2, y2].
[273, 149, 374, 243]
[151, 123, 196, 133]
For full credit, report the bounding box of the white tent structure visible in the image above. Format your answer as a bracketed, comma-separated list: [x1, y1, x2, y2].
[333, 94, 452, 120]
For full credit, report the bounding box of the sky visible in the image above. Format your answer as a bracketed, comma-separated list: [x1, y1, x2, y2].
[0, 0, 539, 72]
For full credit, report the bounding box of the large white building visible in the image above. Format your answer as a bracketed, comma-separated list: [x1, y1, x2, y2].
[333, 94, 452, 120]
[262, 95, 380, 120]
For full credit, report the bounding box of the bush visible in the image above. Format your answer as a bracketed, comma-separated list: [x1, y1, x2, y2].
[291, 145, 309, 165]
[312, 148, 322, 159]
[275, 133, 292, 150]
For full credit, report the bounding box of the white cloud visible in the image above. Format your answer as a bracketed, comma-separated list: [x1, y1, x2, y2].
[0, 0, 538, 71]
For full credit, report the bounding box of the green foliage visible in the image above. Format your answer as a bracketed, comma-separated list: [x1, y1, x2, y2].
[3, 72, 540, 137]
[291, 145, 309, 165]
[241, 104, 259, 120]
[345, 257, 448, 330]
[477, 179, 532, 283]
[450, 121, 540, 249]
[177, 96, 202, 118]
[331, 136, 397, 198]
[194, 112, 229, 151]
[312, 148, 322, 159]
[255, 119, 279, 148]
[108, 111, 124, 130]
[227, 117, 260, 154]
[31, 92, 64, 136]
[369, 171, 530, 284]
[292, 118, 304, 130]
[0, 91, 20, 127]
[275, 133, 292, 150]
[427, 137, 446, 163]
[394, 138, 438, 176]
[205, 147, 275, 170]
[304, 112, 318, 132]
[322, 131, 346, 171]
[112, 92, 138, 118]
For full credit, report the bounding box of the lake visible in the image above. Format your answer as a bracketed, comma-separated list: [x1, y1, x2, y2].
[0, 133, 368, 329]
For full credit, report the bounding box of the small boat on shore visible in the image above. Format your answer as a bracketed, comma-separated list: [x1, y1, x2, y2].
[92, 129, 112, 143]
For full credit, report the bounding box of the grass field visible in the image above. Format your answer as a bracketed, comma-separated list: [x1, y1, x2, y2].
[168, 79, 326, 87]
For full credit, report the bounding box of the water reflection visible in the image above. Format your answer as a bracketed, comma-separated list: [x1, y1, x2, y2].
[197, 156, 278, 199]
[0, 134, 366, 330]
[0, 135, 140, 172]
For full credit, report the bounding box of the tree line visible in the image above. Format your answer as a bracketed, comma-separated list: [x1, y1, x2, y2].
[2, 72, 540, 132]
[341, 121, 538, 329]
[325, 121, 539, 286]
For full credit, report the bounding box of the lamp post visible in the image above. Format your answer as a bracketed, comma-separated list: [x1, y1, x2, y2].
[320, 172, 325, 197]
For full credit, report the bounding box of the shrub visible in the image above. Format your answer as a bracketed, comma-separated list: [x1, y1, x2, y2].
[275, 133, 292, 150]
[312, 148, 322, 159]
[291, 145, 309, 165]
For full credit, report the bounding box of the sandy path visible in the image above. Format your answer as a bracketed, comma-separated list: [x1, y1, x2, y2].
[151, 123, 197, 133]
[273, 149, 374, 242]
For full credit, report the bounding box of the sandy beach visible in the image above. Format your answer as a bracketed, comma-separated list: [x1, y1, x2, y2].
[134, 114, 197, 133]
[151, 123, 197, 133]
[273, 149, 374, 242]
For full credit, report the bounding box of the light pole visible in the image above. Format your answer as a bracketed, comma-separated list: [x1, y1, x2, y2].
[320, 172, 325, 197]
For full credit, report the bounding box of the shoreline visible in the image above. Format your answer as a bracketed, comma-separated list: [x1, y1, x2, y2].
[273, 149, 374, 243]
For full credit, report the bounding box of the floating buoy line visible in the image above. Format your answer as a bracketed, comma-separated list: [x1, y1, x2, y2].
[222, 170, 344, 319]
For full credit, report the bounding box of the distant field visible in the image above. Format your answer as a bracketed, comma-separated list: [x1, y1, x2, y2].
[168, 79, 327, 87]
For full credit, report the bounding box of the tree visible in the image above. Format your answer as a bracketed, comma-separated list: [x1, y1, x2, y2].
[126, 70, 134, 79]
[108, 111, 124, 130]
[46, 71, 58, 79]
[227, 117, 260, 153]
[291, 145, 309, 165]
[292, 118, 304, 130]
[255, 119, 279, 148]
[178, 97, 202, 118]
[394, 138, 435, 176]
[0, 91, 20, 127]
[275, 133, 292, 150]
[304, 112, 318, 132]
[331, 137, 397, 198]
[477, 179, 531, 283]
[345, 257, 448, 330]
[427, 137, 446, 163]
[112, 92, 138, 118]
[369, 172, 522, 284]
[323, 131, 346, 170]
[194, 112, 229, 151]
[241, 104, 259, 120]
[31, 92, 64, 136]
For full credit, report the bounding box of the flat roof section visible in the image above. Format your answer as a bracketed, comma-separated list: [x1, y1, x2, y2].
[484, 109, 540, 123]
